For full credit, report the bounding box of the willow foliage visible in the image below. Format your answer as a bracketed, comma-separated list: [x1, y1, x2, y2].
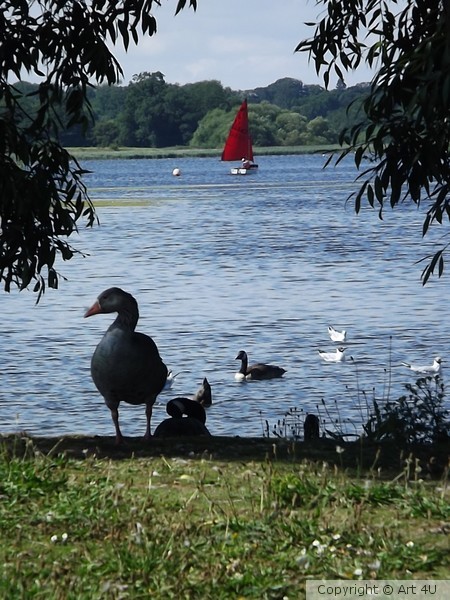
[297, 0, 450, 283]
[0, 0, 196, 300]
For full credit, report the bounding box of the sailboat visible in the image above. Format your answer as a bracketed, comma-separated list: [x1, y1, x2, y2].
[221, 99, 258, 175]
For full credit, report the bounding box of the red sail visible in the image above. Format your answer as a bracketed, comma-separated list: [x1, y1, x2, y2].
[221, 99, 254, 162]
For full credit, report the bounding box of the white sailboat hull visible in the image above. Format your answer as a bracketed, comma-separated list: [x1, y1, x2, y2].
[230, 165, 258, 175]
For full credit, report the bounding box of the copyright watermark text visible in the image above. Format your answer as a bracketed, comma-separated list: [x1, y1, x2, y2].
[306, 580, 450, 600]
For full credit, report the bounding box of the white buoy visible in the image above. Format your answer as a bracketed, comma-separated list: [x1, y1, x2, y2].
[172, 167, 181, 176]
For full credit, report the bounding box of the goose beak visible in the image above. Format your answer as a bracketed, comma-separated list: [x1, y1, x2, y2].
[84, 300, 102, 318]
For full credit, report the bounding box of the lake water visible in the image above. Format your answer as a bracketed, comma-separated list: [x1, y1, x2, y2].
[1, 154, 448, 440]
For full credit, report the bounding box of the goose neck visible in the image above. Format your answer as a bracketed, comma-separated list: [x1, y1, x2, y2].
[111, 306, 139, 331]
[240, 355, 248, 374]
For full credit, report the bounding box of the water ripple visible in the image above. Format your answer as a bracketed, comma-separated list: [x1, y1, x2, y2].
[1, 155, 448, 439]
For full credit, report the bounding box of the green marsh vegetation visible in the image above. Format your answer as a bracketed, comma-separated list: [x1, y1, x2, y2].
[270, 373, 450, 448]
[0, 433, 449, 599]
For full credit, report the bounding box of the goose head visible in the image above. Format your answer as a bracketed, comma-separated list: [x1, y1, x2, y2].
[235, 350, 247, 361]
[84, 287, 137, 317]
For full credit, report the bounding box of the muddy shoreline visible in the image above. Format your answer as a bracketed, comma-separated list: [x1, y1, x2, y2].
[1, 433, 448, 477]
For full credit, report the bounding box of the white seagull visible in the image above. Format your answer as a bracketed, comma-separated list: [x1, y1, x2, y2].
[328, 325, 347, 342]
[318, 347, 347, 362]
[401, 356, 442, 375]
[163, 370, 182, 390]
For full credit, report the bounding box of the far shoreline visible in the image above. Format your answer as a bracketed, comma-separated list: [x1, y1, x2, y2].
[67, 144, 342, 161]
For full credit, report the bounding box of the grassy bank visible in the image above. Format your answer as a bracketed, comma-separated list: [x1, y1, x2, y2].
[67, 145, 342, 161]
[0, 435, 449, 599]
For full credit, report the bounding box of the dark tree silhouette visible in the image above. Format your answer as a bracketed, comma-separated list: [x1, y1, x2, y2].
[0, 0, 196, 300]
[297, 0, 450, 283]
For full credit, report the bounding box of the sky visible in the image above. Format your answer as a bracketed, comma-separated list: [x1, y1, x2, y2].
[110, 0, 374, 90]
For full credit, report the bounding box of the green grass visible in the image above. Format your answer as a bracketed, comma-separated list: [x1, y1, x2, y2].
[0, 439, 448, 599]
[67, 145, 342, 161]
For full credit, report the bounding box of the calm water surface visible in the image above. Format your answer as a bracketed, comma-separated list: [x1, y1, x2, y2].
[1, 154, 448, 439]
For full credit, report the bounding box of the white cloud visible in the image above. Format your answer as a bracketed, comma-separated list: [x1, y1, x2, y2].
[110, 0, 374, 89]
[19, 0, 373, 89]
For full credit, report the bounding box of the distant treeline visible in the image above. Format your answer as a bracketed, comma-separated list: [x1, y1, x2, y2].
[15, 72, 370, 148]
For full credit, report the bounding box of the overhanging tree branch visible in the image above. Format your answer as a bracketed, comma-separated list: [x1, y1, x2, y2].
[297, 0, 450, 283]
[0, 0, 196, 301]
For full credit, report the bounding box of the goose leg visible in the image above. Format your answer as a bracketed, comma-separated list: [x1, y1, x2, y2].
[144, 403, 153, 440]
[110, 407, 124, 445]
